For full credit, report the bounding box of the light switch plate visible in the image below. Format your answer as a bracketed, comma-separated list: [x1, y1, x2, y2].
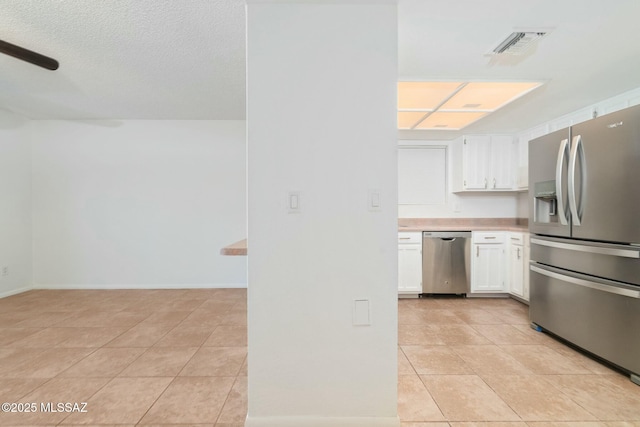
[368, 189, 381, 212]
[287, 191, 301, 213]
[353, 299, 371, 326]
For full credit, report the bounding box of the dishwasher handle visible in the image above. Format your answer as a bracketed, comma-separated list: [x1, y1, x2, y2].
[440, 237, 457, 242]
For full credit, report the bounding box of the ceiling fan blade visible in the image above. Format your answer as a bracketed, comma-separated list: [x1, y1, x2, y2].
[0, 39, 59, 70]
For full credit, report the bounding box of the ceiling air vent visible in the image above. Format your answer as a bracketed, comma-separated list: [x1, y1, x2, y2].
[491, 31, 548, 56]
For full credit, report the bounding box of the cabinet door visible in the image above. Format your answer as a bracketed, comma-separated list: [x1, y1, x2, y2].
[509, 244, 524, 297]
[489, 135, 513, 190]
[462, 136, 490, 189]
[398, 244, 422, 294]
[472, 244, 505, 292]
[523, 234, 530, 301]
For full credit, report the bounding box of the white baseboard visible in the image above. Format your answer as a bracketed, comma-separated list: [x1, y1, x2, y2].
[31, 283, 247, 290]
[244, 416, 401, 427]
[0, 286, 33, 299]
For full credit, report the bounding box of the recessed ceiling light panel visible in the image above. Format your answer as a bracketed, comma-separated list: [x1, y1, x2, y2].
[398, 81, 463, 110]
[415, 111, 487, 130]
[398, 80, 543, 130]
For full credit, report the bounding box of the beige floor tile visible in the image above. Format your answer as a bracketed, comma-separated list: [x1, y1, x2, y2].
[544, 375, 640, 420]
[217, 376, 248, 424]
[399, 325, 446, 346]
[464, 297, 514, 309]
[217, 311, 247, 326]
[134, 297, 207, 313]
[198, 300, 237, 313]
[451, 423, 528, 427]
[452, 309, 505, 325]
[422, 375, 520, 421]
[154, 325, 213, 347]
[57, 327, 128, 348]
[136, 310, 192, 327]
[180, 347, 247, 377]
[472, 325, 539, 345]
[541, 339, 617, 375]
[139, 377, 235, 424]
[105, 324, 173, 348]
[0, 378, 49, 402]
[212, 288, 246, 302]
[3, 289, 640, 426]
[402, 346, 473, 375]
[431, 324, 492, 345]
[414, 309, 466, 324]
[402, 423, 452, 427]
[604, 423, 640, 427]
[398, 375, 445, 422]
[58, 348, 146, 377]
[238, 356, 248, 376]
[451, 345, 532, 376]
[118, 347, 198, 377]
[509, 324, 556, 343]
[3, 348, 95, 378]
[203, 325, 248, 347]
[0, 328, 43, 346]
[7, 328, 79, 348]
[398, 348, 416, 375]
[53, 310, 140, 328]
[491, 309, 530, 325]
[526, 423, 608, 427]
[0, 348, 46, 375]
[12, 312, 76, 328]
[60, 377, 173, 425]
[0, 377, 110, 425]
[176, 309, 224, 328]
[483, 375, 597, 421]
[0, 312, 32, 327]
[499, 345, 593, 375]
[398, 308, 425, 325]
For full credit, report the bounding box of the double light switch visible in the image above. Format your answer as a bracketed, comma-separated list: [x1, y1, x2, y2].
[287, 189, 382, 213]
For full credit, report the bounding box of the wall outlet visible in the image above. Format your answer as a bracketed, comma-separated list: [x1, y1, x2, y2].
[1, 266, 8, 277]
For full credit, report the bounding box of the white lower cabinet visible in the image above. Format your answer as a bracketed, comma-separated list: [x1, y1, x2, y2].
[401, 229, 529, 300]
[471, 232, 506, 293]
[398, 232, 422, 296]
[508, 233, 525, 298]
[523, 233, 530, 301]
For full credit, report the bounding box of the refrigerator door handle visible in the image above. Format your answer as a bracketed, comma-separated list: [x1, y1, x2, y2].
[531, 237, 640, 258]
[555, 139, 570, 225]
[530, 264, 640, 299]
[568, 135, 586, 226]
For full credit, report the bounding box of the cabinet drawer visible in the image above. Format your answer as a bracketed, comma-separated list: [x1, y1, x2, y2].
[398, 232, 421, 244]
[509, 232, 524, 245]
[472, 231, 505, 244]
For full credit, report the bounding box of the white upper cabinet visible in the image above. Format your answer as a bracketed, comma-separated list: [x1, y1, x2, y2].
[460, 135, 490, 190]
[490, 135, 514, 190]
[452, 135, 515, 192]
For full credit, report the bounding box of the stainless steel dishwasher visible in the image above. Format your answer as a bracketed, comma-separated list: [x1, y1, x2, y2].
[422, 231, 471, 294]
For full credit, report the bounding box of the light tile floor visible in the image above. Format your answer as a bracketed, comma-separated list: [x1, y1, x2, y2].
[0, 289, 639, 426]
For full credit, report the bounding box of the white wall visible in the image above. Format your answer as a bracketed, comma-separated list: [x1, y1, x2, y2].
[398, 140, 520, 218]
[246, 1, 399, 426]
[30, 120, 246, 288]
[0, 111, 32, 297]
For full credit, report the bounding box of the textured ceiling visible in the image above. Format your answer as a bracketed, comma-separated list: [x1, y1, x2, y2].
[0, 0, 246, 120]
[2, 0, 640, 136]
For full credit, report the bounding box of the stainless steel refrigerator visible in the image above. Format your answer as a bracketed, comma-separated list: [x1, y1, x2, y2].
[529, 104, 640, 385]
